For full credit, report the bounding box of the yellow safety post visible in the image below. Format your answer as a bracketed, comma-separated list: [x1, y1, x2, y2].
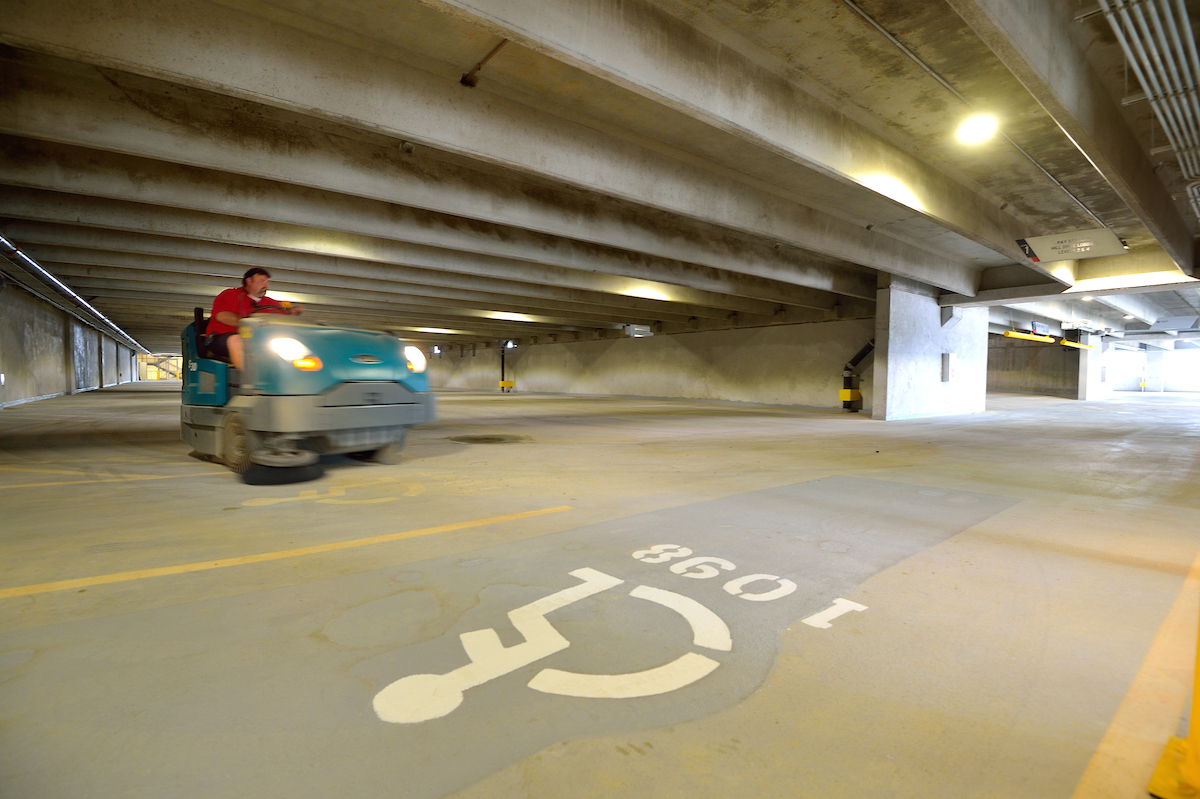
[1148, 595, 1200, 798]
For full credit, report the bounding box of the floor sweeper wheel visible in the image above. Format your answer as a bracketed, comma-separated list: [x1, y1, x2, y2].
[243, 447, 323, 485]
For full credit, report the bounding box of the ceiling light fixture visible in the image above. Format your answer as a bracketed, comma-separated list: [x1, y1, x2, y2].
[1081, 295, 1094, 302]
[1003, 330, 1056, 343]
[1123, 315, 1135, 320]
[956, 114, 998, 145]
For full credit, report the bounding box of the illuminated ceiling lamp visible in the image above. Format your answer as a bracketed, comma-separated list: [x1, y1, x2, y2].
[1003, 330, 1056, 343]
[956, 114, 998, 145]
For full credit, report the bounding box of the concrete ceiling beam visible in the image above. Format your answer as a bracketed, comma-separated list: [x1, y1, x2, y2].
[941, 279, 1193, 308]
[55, 260, 838, 332]
[0, 11, 974, 293]
[416, 0, 1031, 266]
[51, 271, 659, 329]
[81, 291, 595, 340]
[0, 141, 873, 313]
[1090, 293, 1169, 326]
[1002, 299, 1126, 329]
[4, 220, 790, 320]
[90, 300, 538, 338]
[30, 247, 719, 325]
[946, 0, 1194, 273]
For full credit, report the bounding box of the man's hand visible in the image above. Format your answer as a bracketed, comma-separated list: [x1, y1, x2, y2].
[288, 305, 304, 316]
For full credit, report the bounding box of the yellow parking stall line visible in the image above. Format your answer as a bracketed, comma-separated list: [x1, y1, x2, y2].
[0, 505, 574, 600]
[0, 464, 88, 476]
[0, 472, 227, 489]
[1070, 549, 1200, 798]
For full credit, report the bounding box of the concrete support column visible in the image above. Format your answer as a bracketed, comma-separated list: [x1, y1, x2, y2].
[1077, 334, 1112, 401]
[873, 279, 988, 420]
[1144, 350, 1166, 393]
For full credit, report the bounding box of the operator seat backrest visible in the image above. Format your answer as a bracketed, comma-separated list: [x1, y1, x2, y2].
[193, 307, 210, 358]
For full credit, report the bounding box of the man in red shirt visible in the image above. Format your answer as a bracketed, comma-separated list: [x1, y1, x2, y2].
[206, 268, 302, 369]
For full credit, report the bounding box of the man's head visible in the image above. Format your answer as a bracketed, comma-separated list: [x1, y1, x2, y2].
[242, 267, 271, 298]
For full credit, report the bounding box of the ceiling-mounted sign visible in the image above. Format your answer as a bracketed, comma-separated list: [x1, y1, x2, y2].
[1016, 228, 1128, 263]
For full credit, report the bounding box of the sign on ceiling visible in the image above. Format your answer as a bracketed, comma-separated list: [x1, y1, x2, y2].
[1016, 228, 1127, 263]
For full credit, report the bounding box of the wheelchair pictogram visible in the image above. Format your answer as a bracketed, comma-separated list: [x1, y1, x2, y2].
[372, 567, 731, 724]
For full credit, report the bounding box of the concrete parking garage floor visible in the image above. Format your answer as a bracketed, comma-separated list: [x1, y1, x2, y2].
[1, 385, 1199, 798]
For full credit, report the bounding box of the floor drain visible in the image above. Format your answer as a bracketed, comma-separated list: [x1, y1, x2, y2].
[448, 434, 528, 444]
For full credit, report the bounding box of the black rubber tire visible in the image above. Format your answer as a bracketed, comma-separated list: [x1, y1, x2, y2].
[221, 412, 254, 473]
[242, 462, 325, 485]
[251, 449, 320, 468]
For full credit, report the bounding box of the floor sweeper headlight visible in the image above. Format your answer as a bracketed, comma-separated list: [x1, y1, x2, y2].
[270, 337, 323, 371]
[270, 337, 308, 360]
[404, 345, 427, 373]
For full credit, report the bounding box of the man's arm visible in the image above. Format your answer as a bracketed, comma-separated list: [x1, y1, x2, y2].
[214, 311, 241, 326]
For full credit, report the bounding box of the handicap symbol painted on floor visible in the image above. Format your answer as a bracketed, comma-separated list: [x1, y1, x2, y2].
[374, 567, 731, 723]
[344, 476, 1016, 799]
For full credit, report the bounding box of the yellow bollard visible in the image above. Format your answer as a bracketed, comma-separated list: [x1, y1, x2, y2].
[1148, 593, 1200, 798]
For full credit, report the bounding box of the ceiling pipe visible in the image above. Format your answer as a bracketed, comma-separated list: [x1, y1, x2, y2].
[1099, 0, 1200, 221]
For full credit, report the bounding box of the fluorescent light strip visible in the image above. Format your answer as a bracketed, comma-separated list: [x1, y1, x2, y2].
[0, 235, 148, 353]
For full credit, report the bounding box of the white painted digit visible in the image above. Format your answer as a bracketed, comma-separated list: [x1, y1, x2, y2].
[801, 598, 867, 628]
[632, 544, 693, 564]
[722, 574, 797, 602]
[669, 557, 737, 579]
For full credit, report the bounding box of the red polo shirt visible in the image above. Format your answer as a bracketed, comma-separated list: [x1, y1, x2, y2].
[207, 288, 283, 335]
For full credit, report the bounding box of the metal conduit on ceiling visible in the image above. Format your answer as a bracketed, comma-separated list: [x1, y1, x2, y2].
[1099, 0, 1200, 221]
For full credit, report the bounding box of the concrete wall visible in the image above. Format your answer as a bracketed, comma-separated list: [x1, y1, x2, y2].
[70, 321, 99, 394]
[429, 319, 876, 410]
[1108, 349, 1145, 391]
[101, 336, 118, 386]
[0, 283, 129, 407]
[873, 284, 988, 420]
[0, 283, 71, 406]
[1111, 349, 1200, 393]
[986, 335, 1079, 398]
[117, 345, 134, 383]
[1164, 350, 1200, 392]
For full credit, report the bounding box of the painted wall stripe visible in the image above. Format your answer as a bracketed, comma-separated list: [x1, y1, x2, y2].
[0, 505, 573, 600]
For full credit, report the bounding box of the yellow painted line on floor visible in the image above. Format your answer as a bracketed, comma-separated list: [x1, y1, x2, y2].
[0, 505, 573, 600]
[1071, 549, 1200, 799]
[0, 472, 227, 489]
[0, 464, 88, 476]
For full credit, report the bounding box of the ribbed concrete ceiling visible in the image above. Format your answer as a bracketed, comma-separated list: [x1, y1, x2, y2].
[0, 0, 1195, 352]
